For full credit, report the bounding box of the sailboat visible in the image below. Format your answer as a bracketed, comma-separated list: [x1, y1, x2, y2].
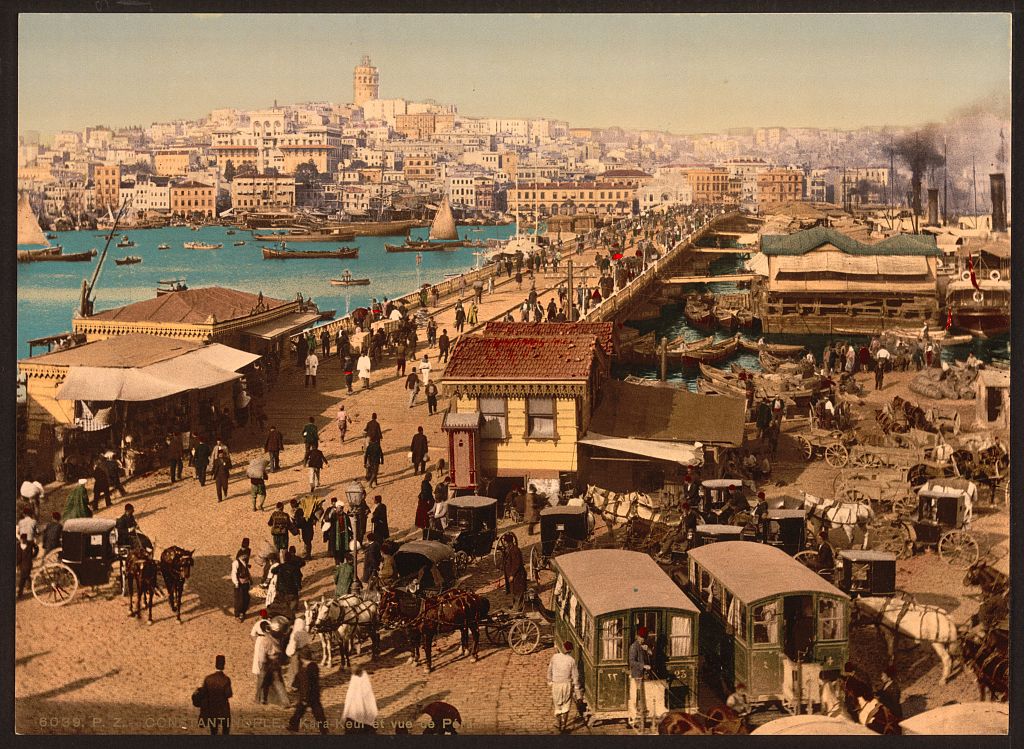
[385, 195, 464, 252]
[17, 193, 80, 263]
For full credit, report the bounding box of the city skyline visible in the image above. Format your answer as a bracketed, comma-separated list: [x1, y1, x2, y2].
[19, 12, 1011, 138]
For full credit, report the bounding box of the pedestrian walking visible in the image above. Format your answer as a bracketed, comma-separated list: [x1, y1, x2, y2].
[284, 615, 311, 692]
[232, 541, 252, 621]
[301, 417, 319, 466]
[306, 446, 328, 493]
[268, 503, 293, 551]
[103, 451, 128, 498]
[875, 359, 885, 390]
[425, 381, 439, 415]
[304, 351, 319, 389]
[405, 370, 421, 407]
[287, 652, 328, 734]
[334, 553, 355, 597]
[343, 355, 355, 393]
[196, 655, 233, 735]
[438, 330, 451, 363]
[62, 478, 92, 520]
[264, 426, 284, 471]
[416, 473, 434, 539]
[548, 641, 583, 733]
[396, 347, 406, 378]
[364, 440, 384, 488]
[357, 351, 372, 390]
[525, 483, 542, 535]
[320, 329, 331, 358]
[361, 532, 381, 586]
[213, 451, 232, 503]
[19, 479, 45, 521]
[467, 301, 478, 325]
[370, 494, 389, 541]
[411, 426, 429, 474]
[364, 412, 383, 444]
[269, 551, 304, 619]
[247, 455, 269, 511]
[193, 435, 211, 486]
[324, 497, 351, 563]
[454, 304, 466, 333]
[336, 404, 351, 443]
[90, 456, 112, 511]
[419, 353, 432, 383]
[16, 534, 38, 599]
[253, 619, 290, 707]
[426, 318, 437, 347]
[500, 532, 527, 611]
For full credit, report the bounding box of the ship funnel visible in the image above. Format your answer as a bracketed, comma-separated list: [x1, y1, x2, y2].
[927, 189, 939, 226]
[989, 174, 1006, 232]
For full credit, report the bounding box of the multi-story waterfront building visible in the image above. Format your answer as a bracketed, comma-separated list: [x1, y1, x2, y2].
[94, 164, 121, 210]
[508, 181, 639, 216]
[211, 109, 344, 176]
[154, 149, 198, 176]
[230, 175, 296, 211]
[169, 180, 217, 218]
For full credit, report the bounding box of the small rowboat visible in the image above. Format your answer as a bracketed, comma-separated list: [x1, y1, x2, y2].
[116, 239, 135, 248]
[262, 246, 359, 259]
[330, 277, 371, 286]
[680, 335, 741, 368]
[684, 301, 716, 330]
[385, 242, 461, 253]
[184, 241, 223, 250]
[714, 307, 737, 331]
[233, 241, 246, 246]
[157, 243, 170, 250]
[115, 255, 142, 265]
[737, 339, 806, 357]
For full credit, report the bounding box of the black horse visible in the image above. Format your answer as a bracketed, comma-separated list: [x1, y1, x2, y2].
[127, 557, 161, 623]
[159, 546, 194, 623]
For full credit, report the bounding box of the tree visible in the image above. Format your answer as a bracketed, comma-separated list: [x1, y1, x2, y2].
[223, 159, 235, 182]
[264, 167, 279, 177]
[294, 160, 321, 186]
[131, 160, 154, 176]
[235, 162, 258, 179]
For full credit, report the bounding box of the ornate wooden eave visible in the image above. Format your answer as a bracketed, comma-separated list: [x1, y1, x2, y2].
[443, 380, 587, 398]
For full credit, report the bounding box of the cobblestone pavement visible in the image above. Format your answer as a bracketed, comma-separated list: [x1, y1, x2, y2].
[14, 227, 1008, 734]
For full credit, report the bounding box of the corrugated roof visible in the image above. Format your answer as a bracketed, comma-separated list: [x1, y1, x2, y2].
[588, 380, 745, 447]
[482, 321, 615, 356]
[553, 550, 699, 617]
[88, 287, 290, 324]
[443, 335, 600, 381]
[762, 226, 939, 256]
[687, 541, 848, 603]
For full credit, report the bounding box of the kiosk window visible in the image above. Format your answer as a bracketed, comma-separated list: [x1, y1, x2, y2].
[601, 617, 624, 661]
[818, 598, 846, 641]
[526, 397, 556, 439]
[753, 602, 778, 645]
[699, 570, 713, 605]
[479, 397, 508, 439]
[669, 615, 692, 656]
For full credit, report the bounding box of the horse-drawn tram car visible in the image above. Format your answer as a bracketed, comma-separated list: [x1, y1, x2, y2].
[551, 550, 701, 727]
[685, 541, 850, 714]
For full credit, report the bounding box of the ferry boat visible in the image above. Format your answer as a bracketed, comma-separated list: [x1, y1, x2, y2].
[261, 245, 359, 259]
[945, 277, 1010, 338]
[233, 241, 246, 246]
[116, 239, 135, 248]
[184, 241, 223, 250]
[115, 255, 142, 266]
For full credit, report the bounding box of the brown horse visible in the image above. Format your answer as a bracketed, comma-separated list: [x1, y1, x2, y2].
[159, 546, 194, 623]
[960, 626, 1009, 701]
[127, 557, 161, 623]
[379, 588, 490, 672]
[658, 706, 746, 735]
[963, 560, 1009, 598]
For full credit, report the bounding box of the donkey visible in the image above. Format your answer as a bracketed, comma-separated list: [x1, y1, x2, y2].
[852, 595, 959, 683]
[158, 546, 195, 623]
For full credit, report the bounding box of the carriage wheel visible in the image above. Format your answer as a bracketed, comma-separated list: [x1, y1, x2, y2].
[505, 507, 522, 524]
[453, 551, 471, 576]
[507, 618, 541, 655]
[529, 546, 542, 581]
[797, 437, 814, 461]
[892, 492, 917, 518]
[484, 622, 506, 646]
[31, 563, 78, 607]
[825, 443, 849, 469]
[938, 531, 979, 569]
[857, 452, 882, 468]
[42, 546, 62, 566]
[842, 487, 868, 505]
[793, 550, 818, 569]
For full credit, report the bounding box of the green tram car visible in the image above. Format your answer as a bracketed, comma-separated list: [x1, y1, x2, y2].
[685, 541, 850, 713]
[551, 550, 701, 725]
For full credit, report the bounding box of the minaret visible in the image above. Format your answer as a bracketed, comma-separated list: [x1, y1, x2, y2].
[353, 55, 379, 107]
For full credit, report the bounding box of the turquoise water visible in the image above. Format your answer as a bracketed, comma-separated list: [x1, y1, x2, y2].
[16, 223, 515, 359]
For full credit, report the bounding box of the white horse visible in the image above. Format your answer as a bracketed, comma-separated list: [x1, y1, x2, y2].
[852, 595, 960, 683]
[304, 593, 380, 670]
[583, 485, 669, 537]
[800, 491, 874, 547]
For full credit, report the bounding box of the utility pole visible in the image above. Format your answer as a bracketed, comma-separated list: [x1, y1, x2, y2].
[567, 259, 575, 321]
[659, 337, 668, 382]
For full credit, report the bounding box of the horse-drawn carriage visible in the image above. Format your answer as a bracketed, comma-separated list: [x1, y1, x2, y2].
[552, 550, 701, 729]
[528, 504, 595, 581]
[32, 518, 119, 606]
[698, 479, 752, 525]
[440, 495, 497, 569]
[833, 550, 897, 598]
[483, 588, 554, 656]
[686, 541, 850, 715]
[833, 468, 917, 516]
[883, 479, 980, 568]
[393, 540, 461, 593]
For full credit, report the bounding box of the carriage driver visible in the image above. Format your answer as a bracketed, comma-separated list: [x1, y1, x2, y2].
[114, 504, 140, 552]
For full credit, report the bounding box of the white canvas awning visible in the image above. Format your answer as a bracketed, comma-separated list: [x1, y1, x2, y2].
[579, 433, 702, 466]
[54, 345, 252, 402]
[241, 312, 321, 340]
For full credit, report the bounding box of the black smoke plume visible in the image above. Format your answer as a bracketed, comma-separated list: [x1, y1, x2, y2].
[885, 128, 944, 218]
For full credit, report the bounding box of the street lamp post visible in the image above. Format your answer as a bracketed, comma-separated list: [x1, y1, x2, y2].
[345, 480, 366, 591]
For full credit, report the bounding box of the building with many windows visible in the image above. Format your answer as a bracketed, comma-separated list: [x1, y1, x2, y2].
[94, 164, 121, 210]
[169, 180, 217, 218]
[230, 175, 296, 211]
[755, 168, 806, 204]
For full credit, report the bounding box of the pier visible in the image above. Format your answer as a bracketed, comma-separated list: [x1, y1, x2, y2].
[663, 272, 758, 284]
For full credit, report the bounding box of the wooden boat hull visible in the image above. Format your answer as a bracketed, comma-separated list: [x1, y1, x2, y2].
[262, 247, 359, 259]
[252, 231, 356, 242]
[737, 339, 806, 357]
[684, 304, 716, 330]
[17, 245, 63, 262]
[385, 242, 460, 253]
[680, 337, 740, 368]
[115, 257, 142, 265]
[715, 310, 737, 331]
[330, 278, 371, 286]
[949, 311, 1009, 339]
[22, 249, 96, 263]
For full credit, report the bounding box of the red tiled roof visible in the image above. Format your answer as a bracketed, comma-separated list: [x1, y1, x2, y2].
[444, 335, 600, 381]
[88, 287, 291, 325]
[598, 169, 651, 178]
[482, 321, 615, 356]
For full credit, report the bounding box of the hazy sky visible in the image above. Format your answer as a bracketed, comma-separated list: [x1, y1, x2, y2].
[19, 13, 1011, 137]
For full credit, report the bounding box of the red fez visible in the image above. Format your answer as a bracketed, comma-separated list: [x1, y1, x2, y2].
[259, 609, 269, 618]
[757, 492, 765, 499]
[637, 627, 648, 638]
[563, 641, 573, 652]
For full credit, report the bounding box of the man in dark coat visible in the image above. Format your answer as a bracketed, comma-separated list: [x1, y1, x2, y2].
[292, 505, 315, 560]
[268, 503, 294, 551]
[361, 532, 382, 586]
[265, 426, 284, 472]
[41, 512, 63, 554]
[370, 495, 389, 541]
[212, 451, 232, 503]
[91, 457, 112, 511]
[198, 654, 233, 735]
[104, 451, 128, 498]
[500, 533, 528, 611]
[876, 666, 902, 721]
[364, 440, 384, 488]
[364, 413, 383, 444]
[301, 417, 319, 467]
[193, 435, 212, 486]
[324, 498, 353, 564]
[167, 431, 184, 483]
[410, 426, 429, 475]
[524, 484, 543, 535]
[287, 652, 328, 733]
[320, 329, 331, 358]
[342, 355, 355, 394]
[17, 534, 38, 599]
[438, 329, 451, 363]
[416, 473, 435, 540]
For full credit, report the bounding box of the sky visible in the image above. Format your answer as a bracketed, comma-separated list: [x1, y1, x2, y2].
[19, 13, 1011, 138]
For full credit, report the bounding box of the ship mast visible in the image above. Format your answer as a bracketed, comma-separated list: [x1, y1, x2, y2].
[942, 136, 948, 226]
